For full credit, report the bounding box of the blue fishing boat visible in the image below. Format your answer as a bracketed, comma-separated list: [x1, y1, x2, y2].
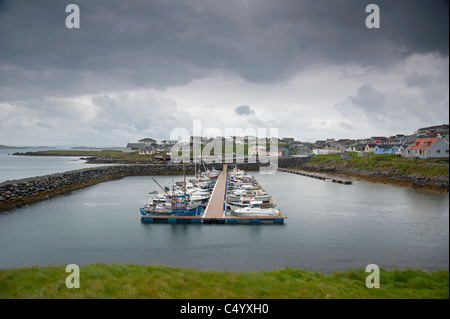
[140, 204, 202, 216]
[140, 175, 202, 217]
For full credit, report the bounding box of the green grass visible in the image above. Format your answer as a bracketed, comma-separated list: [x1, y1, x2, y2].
[0, 264, 447, 299]
[308, 153, 449, 177]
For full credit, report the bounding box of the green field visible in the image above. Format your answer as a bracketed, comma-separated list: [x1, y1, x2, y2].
[0, 264, 447, 299]
[308, 153, 449, 177]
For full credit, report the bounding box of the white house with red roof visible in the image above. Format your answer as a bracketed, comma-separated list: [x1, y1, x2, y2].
[405, 137, 449, 159]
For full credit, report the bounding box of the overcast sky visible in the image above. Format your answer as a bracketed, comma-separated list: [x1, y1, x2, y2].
[0, 0, 448, 146]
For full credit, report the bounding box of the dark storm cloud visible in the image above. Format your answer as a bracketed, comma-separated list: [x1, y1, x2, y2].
[0, 0, 448, 99]
[0, 0, 448, 145]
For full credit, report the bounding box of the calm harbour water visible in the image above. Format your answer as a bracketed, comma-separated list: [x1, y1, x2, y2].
[0, 148, 116, 183]
[0, 151, 448, 274]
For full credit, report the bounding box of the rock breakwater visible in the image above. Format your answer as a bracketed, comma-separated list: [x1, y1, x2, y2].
[0, 157, 309, 211]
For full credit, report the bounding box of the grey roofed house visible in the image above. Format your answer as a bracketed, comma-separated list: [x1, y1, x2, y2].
[354, 144, 366, 151]
[138, 138, 157, 144]
[325, 142, 346, 153]
[280, 137, 294, 144]
[365, 143, 377, 152]
[161, 140, 178, 145]
[124, 142, 145, 152]
[125, 143, 145, 149]
[375, 144, 391, 149]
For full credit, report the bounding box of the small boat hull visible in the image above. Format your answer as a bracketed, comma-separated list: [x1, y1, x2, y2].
[233, 210, 280, 217]
[232, 207, 281, 217]
[140, 205, 202, 217]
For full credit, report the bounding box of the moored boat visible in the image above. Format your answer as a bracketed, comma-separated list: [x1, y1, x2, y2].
[227, 196, 275, 212]
[233, 201, 281, 217]
[140, 204, 202, 216]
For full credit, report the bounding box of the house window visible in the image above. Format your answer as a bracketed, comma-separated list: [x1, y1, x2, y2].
[437, 150, 441, 154]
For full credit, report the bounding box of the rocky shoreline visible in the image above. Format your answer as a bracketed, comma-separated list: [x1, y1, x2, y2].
[0, 157, 308, 212]
[298, 162, 449, 193]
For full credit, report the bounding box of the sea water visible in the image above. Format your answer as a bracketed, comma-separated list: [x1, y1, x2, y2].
[0, 162, 448, 274]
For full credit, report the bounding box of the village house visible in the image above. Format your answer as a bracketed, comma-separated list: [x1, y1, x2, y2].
[336, 139, 354, 150]
[374, 144, 401, 155]
[123, 137, 158, 154]
[138, 138, 157, 145]
[347, 143, 366, 152]
[138, 146, 156, 155]
[160, 140, 178, 153]
[369, 136, 388, 144]
[398, 144, 410, 157]
[161, 140, 177, 146]
[248, 145, 266, 157]
[271, 146, 289, 157]
[123, 142, 145, 153]
[325, 142, 346, 153]
[233, 136, 246, 144]
[415, 124, 449, 137]
[364, 143, 377, 153]
[405, 137, 449, 159]
[280, 137, 294, 145]
[386, 135, 413, 145]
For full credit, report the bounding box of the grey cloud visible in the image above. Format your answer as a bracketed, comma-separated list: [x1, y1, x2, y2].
[339, 122, 355, 130]
[1, 0, 448, 95]
[349, 84, 386, 113]
[405, 72, 433, 88]
[0, 0, 448, 146]
[235, 105, 255, 116]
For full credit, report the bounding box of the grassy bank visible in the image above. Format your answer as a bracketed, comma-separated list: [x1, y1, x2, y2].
[307, 153, 449, 177]
[35, 149, 146, 159]
[0, 264, 447, 299]
[12, 149, 160, 163]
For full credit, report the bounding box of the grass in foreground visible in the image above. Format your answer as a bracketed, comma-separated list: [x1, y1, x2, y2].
[0, 264, 448, 299]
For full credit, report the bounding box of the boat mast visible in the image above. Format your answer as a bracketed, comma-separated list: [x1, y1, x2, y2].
[183, 162, 186, 194]
[152, 177, 170, 196]
[171, 179, 175, 211]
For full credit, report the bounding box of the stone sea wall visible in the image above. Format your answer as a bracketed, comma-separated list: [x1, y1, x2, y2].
[0, 157, 309, 211]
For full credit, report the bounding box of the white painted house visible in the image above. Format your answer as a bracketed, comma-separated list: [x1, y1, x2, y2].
[405, 137, 449, 159]
[248, 145, 267, 156]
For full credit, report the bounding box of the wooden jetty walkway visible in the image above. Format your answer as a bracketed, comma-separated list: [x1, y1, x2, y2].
[278, 168, 352, 184]
[141, 164, 287, 224]
[203, 164, 228, 220]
